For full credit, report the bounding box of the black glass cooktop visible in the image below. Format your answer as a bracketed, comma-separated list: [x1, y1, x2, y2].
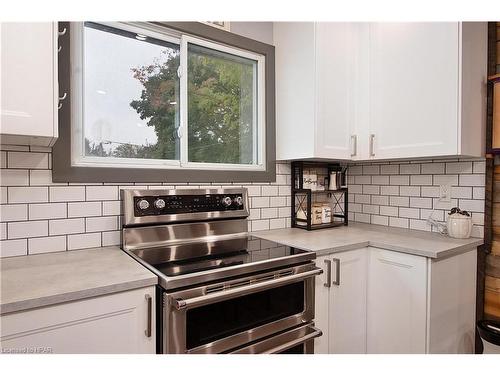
[150, 236, 308, 278]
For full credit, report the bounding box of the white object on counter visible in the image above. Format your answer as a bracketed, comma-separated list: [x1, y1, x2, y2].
[447, 213, 472, 239]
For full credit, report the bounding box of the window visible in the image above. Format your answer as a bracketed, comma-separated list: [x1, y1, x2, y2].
[70, 22, 266, 172]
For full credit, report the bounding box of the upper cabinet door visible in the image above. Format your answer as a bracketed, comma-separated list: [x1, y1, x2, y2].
[314, 23, 362, 160]
[0, 23, 58, 146]
[368, 23, 460, 159]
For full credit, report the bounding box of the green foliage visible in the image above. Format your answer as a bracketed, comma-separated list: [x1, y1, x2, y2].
[86, 45, 255, 165]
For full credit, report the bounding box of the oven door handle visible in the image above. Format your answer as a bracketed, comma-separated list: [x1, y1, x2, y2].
[229, 324, 322, 354]
[173, 267, 322, 311]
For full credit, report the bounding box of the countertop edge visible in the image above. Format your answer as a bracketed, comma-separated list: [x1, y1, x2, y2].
[0, 275, 158, 315]
[251, 230, 483, 259]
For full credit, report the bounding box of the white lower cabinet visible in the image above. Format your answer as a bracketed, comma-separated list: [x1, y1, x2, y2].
[314, 246, 477, 354]
[0, 287, 156, 354]
[366, 248, 427, 353]
[314, 248, 368, 354]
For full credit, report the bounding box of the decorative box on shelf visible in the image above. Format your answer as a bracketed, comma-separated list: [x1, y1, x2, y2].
[291, 161, 348, 231]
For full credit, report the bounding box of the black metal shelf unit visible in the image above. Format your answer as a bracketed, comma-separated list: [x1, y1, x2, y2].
[291, 161, 348, 231]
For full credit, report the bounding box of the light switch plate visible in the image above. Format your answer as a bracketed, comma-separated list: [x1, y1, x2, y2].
[439, 184, 451, 202]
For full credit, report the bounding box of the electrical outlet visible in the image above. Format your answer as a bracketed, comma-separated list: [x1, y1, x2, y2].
[439, 184, 451, 202]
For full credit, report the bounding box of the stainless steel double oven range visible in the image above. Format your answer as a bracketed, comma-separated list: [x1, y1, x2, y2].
[121, 188, 322, 354]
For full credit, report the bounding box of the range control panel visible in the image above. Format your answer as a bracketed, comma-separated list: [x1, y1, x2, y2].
[133, 193, 245, 217]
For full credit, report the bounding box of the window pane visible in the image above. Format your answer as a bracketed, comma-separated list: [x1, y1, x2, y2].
[83, 22, 180, 160]
[187, 44, 258, 165]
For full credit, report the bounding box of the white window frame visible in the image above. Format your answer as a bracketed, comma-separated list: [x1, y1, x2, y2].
[70, 21, 266, 172]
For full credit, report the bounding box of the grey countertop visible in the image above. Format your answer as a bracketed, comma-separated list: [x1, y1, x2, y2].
[251, 222, 483, 259]
[0, 246, 157, 315]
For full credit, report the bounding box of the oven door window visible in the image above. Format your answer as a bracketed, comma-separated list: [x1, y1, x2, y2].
[185, 281, 305, 350]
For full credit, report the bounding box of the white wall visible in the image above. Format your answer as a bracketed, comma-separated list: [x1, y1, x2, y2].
[229, 22, 274, 45]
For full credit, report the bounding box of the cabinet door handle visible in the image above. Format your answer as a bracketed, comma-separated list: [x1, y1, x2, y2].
[145, 294, 152, 338]
[350, 135, 357, 157]
[332, 258, 340, 286]
[324, 259, 332, 288]
[369, 134, 376, 157]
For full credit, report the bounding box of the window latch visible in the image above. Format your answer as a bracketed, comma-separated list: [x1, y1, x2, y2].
[176, 127, 183, 139]
[177, 66, 182, 78]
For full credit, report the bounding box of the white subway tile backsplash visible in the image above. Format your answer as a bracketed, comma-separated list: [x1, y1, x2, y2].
[8, 220, 48, 239]
[102, 201, 121, 216]
[102, 231, 121, 246]
[354, 213, 370, 223]
[362, 165, 380, 175]
[270, 218, 286, 229]
[421, 163, 445, 174]
[28, 236, 66, 255]
[261, 186, 279, 197]
[251, 219, 270, 231]
[349, 184, 363, 194]
[86, 216, 118, 232]
[399, 186, 420, 197]
[371, 215, 388, 226]
[270, 196, 287, 207]
[433, 198, 458, 210]
[389, 196, 409, 207]
[450, 186, 472, 199]
[409, 219, 429, 231]
[0, 222, 6, 240]
[0, 239, 27, 257]
[68, 201, 102, 217]
[473, 161, 486, 174]
[446, 162, 472, 174]
[371, 195, 389, 206]
[30, 170, 66, 186]
[251, 196, 269, 208]
[380, 206, 398, 217]
[398, 207, 420, 219]
[372, 175, 390, 185]
[7, 152, 48, 169]
[410, 175, 433, 186]
[247, 186, 262, 196]
[86, 186, 118, 201]
[399, 164, 420, 174]
[389, 217, 409, 228]
[362, 205, 379, 215]
[420, 186, 440, 197]
[380, 186, 399, 196]
[8, 187, 48, 204]
[1, 187, 7, 204]
[354, 176, 371, 184]
[434, 175, 458, 186]
[261, 208, 278, 219]
[363, 185, 380, 195]
[29, 203, 67, 220]
[409, 197, 432, 209]
[49, 218, 84, 236]
[1, 170, 29, 186]
[0, 151, 6, 168]
[355, 194, 371, 204]
[50, 186, 85, 202]
[473, 187, 485, 200]
[0, 204, 28, 222]
[380, 165, 399, 175]
[68, 233, 101, 250]
[459, 174, 485, 187]
[458, 199, 484, 213]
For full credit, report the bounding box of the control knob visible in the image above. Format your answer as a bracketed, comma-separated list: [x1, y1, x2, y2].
[137, 199, 150, 210]
[234, 196, 243, 206]
[154, 198, 166, 209]
[222, 196, 233, 207]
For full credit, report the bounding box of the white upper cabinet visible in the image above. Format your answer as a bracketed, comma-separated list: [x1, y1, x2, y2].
[0, 22, 59, 146]
[275, 22, 360, 161]
[274, 22, 487, 161]
[368, 23, 487, 159]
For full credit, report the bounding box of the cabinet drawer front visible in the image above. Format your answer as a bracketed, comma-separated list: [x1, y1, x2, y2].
[1, 287, 155, 354]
